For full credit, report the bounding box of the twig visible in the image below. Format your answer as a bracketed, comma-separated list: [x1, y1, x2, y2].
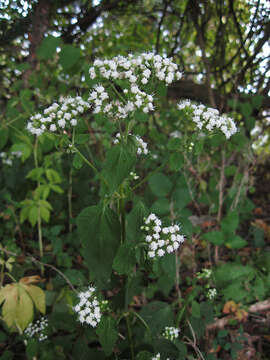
[0, 247, 77, 294]
[207, 299, 270, 331]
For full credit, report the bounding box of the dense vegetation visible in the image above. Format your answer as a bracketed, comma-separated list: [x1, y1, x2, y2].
[0, 1, 269, 359]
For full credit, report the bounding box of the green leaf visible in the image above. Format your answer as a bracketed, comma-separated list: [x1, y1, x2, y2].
[40, 205, 50, 223]
[59, 45, 81, 71]
[113, 243, 136, 275]
[139, 301, 174, 335]
[75, 134, 89, 145]
[45, 169, 62, 183]
[10, 142, 32, 162]
[251, 95, 263, 110]
[126, 200, 147, 243]
[136, 351, 152, 360]
[96, 316, 118, 356]
[151, 198, 170, 216]
[169, 152, 184, 171]
[103, 143, 136, 193]
[172, 187, 191, 210]
[148, 173, 172, 197]
[37, 35, 61, 60]
[0, 127, 9, 150]
[29, 206, 38, 227]
[221, 210, 239, 233]
[167, 138, 181, 150]
[26, 168, 44, 181]
[215, 262, 254, 286]
[72, 153, 84, 169]
[191, 300, 201, 318]
[76, 205, 121, 285]
[22, 285, 46, 314]
[203, 231, 225, 246]
[225, 235, 247, 249]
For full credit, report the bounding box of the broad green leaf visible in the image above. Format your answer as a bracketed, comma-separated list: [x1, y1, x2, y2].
[153, 338, 179, 359]
[29, 206, 38, 227]
[45, 169, 62, 183]
[215, 263, 254, 286]
[96, 316, 118, 356]
[148, 172, 172, 197]
[113, 243, 136, 275]
[40, 206, 50, 223]
[76, 205, 121, 285]
[103, 143, 136, 193]
[225, 235, 247, 249]
[126, 200, 147, 242]
[167, 137, 181, 150]
[1, 284, 34, 331]
[59, 44, 81, 71]
[221, 210, 239, 233]
[23, 285, 46, 314]
[191, 300, 201, 318]
[151, 197, 170, 216]
[203, 231, 225, 246]
[0, 127, 9, 150]
[72, 153, 84, 169]
[26, 168, 44, 181]
[10, 142, 32, 162]
[37, 35, 61, 60]
[136, 351, 152, 360]
[172, 187, 191, 210]
[139, 301, 174, 335]
[169, 152, 184, 171]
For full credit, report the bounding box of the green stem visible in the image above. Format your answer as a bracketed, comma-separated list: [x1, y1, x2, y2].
[34, 139, 44, 275]
[119, 186, 126, 244]
[72, 145, 108, 187]
[126, 314, 135, 360]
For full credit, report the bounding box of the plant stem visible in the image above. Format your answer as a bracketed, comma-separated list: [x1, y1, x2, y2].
[72, 145, 108, 187]
[34, 138, 44, 275]
[126, 314, 135, 360]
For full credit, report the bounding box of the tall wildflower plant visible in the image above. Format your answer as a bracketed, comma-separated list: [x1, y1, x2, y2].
[26, 52, 237, 359]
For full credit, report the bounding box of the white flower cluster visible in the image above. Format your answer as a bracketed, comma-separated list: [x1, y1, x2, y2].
[197, 268, 212, 279]
[27, 96, 90, 136]
[162, 326, 180, 341]
[135, 135, 148, 155]
[207, 288, 217, 300]
[73, 286, 102, 327]
[152, 354, 170, 360]
[88, 53, 181, 120]
[130, 171, 139, 180]
[0, 151, 22, 166]
[113, 133, 148, 155]
[24, 316, 48, 342]
[141, 213, 185, 258]
[178, 99, 237, 138]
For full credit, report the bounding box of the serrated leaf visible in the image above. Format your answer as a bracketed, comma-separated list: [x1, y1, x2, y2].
[59, 45, 81, 71]
[148, 172, 172, 197]
[221, 211, 239, 233]
[76, 205, 121, 285]
[113, 243, 136, 275]
[96, 316, 118, 356]
[203, 231, 225, 245]
[103, 144, 136, 193]
[139, 301, 174, 335]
